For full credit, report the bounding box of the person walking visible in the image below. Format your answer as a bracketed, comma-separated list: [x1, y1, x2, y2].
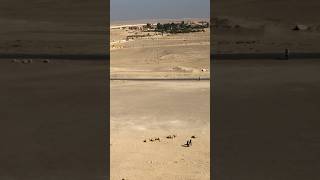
[285, 48, 289, 60]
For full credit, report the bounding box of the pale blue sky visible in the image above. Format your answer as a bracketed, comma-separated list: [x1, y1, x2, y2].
[111, 0, 210, 20]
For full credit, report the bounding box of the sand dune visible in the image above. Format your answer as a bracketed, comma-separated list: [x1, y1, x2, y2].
[212, 0, 320, 53]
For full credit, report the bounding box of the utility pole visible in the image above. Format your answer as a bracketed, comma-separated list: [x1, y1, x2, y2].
[152, 38, 155, 63]
[157, 36, 159, 64]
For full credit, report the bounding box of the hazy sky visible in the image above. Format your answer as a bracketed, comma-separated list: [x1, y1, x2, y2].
[111, 0, 210, 21]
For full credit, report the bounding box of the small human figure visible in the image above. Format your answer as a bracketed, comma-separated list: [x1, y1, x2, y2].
[189, 139, 192, 146]
[285, 48, 289, 60]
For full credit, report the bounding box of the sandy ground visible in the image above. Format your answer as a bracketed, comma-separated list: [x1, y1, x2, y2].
[0, 1, 109, 179]
[0, 60, 107, 180]
[110, 18, 210, 180]
[0, 0, 108, 55]
[213, 60, 320, 180]
[111, 19, 210, 79]
[111, 80, 210, 180]
[211, 1, 320, 179]
[212, 0, 320, 53]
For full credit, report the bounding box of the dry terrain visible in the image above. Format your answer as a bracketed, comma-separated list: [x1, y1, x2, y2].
[0, 0, 107, 55]
[0, 1, 108, 179]
[111, 19, 210, 79]
[212, 0, 320, 54]
[110, 19, 210, 180]
[111, 81, 210, 180]
[212, 1, 320, 179]
[213, 60, 320, 180]
[0, 60, 107, 180]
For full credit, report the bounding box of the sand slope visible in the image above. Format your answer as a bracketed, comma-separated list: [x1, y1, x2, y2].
[212, 0, 320, 53]
[0, 0, 108, 54]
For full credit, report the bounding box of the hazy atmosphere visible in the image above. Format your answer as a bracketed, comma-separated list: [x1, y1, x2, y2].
[111, 0, 210, 20]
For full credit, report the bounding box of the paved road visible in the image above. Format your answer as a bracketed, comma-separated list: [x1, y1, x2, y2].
[212, 53, 320, 60]
[0, 53, 108, 60]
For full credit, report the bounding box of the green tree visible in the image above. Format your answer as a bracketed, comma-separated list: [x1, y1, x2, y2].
[156, 23, 162, 32]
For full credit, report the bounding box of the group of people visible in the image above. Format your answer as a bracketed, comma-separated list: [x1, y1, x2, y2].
[184, 139, 192, 147]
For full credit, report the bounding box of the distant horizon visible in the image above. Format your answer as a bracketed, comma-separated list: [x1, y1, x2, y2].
[110, 17, 210, 24]
[111, 0, 209, 21]
[110, 17, 210, 21]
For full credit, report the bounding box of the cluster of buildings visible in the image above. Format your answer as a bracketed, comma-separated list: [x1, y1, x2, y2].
[110, 24, 147, 31]
[111, 20, 209, 33]
[110, 20, 209, 44]
[153, 21, 209, 33]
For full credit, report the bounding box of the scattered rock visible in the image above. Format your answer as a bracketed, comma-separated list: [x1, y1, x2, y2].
[21, 59, 32, 64]
[293, 24, 309, 31]
[43, 59, 50, 63]
[11, 59, 19, 63]
[191, 135, 196, 139]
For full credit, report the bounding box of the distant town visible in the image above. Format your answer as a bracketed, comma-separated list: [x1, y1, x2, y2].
[111, 20, 209, 35]
[147, 21, 209, 33]
[110, 20, 210, 49]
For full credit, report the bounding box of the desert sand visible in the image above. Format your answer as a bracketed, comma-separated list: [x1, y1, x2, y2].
[213, 60, 320, 180]
[111, 19, 210, 79]
[111, 19, 210, 180]
[0, 59, 107, 179]
[212, 0, 320, 54]
[212, 0, 320, 179]
[0, 0, 107, 55]
[0, 1, 109, 179]
[111, 81, 209, 180]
